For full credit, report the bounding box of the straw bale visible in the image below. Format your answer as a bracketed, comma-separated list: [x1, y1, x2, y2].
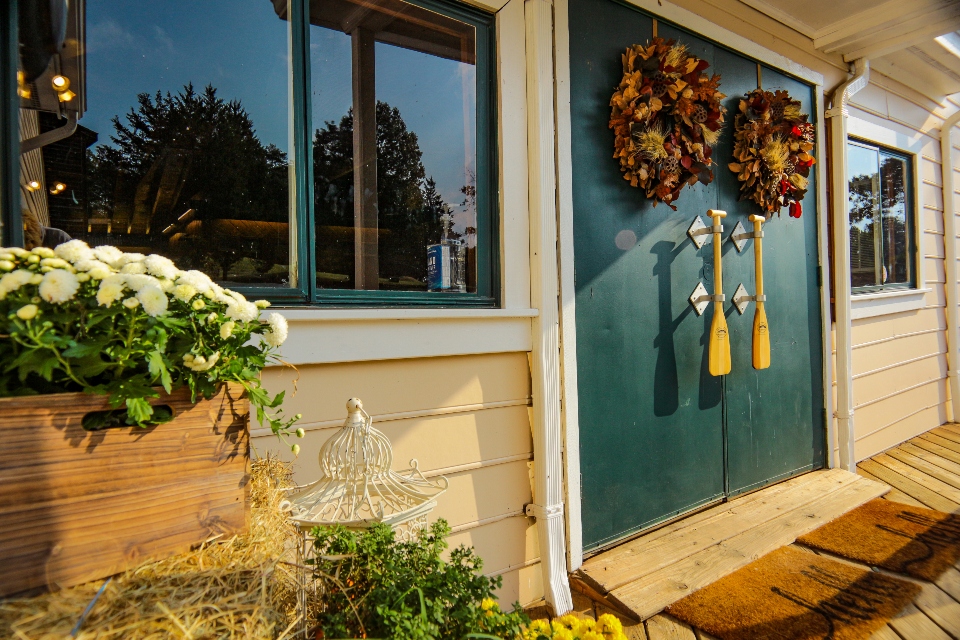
[0, 457, 301, 639]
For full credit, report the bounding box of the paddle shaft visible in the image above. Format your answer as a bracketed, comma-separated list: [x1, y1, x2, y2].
[709, 210, 731, 376]
[751, 215, 770, 370]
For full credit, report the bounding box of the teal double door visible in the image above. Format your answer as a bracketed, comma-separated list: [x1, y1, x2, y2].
[568, 0, 826, 551]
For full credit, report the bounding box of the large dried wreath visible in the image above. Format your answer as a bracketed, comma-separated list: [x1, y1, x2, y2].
[728, 89, 815, 218]
[609, 38, 726, 209]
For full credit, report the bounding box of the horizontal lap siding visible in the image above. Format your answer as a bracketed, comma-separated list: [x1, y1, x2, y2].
[846, 92, 951, 461]
[253, 352, 542, 605]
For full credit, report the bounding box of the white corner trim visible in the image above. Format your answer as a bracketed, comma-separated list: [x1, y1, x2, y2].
[552, 0, 583, 573]
[524, 0, 574, 615]
[851, 288, 931, 320]
[273, 310, 535, 365]
[620, 0, 823, 86]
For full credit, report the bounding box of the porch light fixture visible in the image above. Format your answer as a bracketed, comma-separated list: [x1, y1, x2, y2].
[50, 182, 66, 194]
[57, 89, 75, 103]
[51, 75, 70, 91]
[25, 180, 41, 192]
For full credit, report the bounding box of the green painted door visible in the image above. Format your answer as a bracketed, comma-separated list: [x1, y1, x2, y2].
[568, 0, 825, 552]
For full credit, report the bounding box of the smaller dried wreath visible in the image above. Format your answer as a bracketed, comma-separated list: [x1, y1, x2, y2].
[610, 38, 726, 209]
[728, 89, 815, 218]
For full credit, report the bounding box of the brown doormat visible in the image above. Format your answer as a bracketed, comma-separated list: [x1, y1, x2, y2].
[797, 498, 960, 582]
[666, 546, 919, 640]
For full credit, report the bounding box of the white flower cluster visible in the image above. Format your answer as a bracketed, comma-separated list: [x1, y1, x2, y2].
[0, 241, 286, 355]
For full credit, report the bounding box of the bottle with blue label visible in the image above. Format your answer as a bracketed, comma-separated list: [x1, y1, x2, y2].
[427, 213, 466, 292]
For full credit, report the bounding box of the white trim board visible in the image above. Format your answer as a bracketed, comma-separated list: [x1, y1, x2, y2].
[846, 115, 930, 315]
[851, 288, 931, 320]
[276, 313, 534, 364]
[552, 0, 830, 571]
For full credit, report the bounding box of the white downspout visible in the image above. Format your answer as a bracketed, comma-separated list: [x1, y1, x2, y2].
[524, 0, 574, 615]
[825, 58, 869, 472]
[941, 110, 960, 423]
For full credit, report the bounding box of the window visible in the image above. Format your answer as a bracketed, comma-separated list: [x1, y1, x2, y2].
[6, 0, 497, 306]
[847, 139, 916, 292]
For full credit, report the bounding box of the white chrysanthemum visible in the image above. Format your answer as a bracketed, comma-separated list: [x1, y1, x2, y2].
[120, 261, 147, 275]
[8, 247, 28, 257]
[97, 282, 124, 306]
[254, 299, 271, 309]
[172, 284, 197, 302]
[263, 312, 288, 347]
[93, 245, 125, 266]
[220, 320, 236, 340]
[0, 260, 15, 272]
[115, 252, 146, 266]
[192, 299, 206, 311]
[40, 257, 70, 269]
[225, 300, 258, 323]
[16, 304, 38, 321]
[31, 247, 55, 258]
[74, 258, 112, 273]
[54, 240, 94, 263]
[122, 297, 140, 309]
[157, 278, 175, 292]
[177, 270, 213, 289]
[183, 351, 220, 372]
[29, 273, 43, 285]
[0, 269, 34, 294]
[123, 273, 160, 292]
[206, 312, 218, 325]
[38, 269, 80, 303]
[137, 285, 168, 317]
[144, 254, 178, 279]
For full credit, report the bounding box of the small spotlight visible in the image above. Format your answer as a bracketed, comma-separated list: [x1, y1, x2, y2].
[51, 75, 70, 91]
[50, 182, 66, 194]
[57, 89, 75, 102]
[25, 180, 41, 192]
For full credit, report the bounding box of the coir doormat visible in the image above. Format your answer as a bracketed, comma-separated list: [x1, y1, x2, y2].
[797, 498, 960, 582]
[665, 546, 919, 640]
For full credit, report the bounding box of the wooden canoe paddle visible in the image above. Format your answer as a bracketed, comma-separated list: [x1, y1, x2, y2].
[750, 214, 771, 369]
[708, 210, 731, 376]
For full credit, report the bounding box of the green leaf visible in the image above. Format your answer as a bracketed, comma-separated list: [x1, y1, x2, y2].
[62, 338, 112, 359]
[125, 397, 154, 425]
[147, 350, 172, 394]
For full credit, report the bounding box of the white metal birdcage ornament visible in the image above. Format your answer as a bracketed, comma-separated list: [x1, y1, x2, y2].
[283, 398, 448, 536]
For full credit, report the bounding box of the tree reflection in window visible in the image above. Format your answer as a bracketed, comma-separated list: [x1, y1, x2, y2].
[847, 140, 913, 291]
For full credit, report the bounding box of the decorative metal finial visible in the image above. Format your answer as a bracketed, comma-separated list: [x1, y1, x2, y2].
[282, 398, 448, 533]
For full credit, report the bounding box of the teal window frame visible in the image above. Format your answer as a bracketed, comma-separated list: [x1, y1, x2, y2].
[0, 0, 499, 308]
[846, 137, 918, 295]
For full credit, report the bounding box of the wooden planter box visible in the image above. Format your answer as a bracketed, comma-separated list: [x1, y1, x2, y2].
[0, 383, 249, 597]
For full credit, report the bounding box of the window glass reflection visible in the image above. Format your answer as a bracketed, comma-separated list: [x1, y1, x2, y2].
[18, 0, 296, 287]
[310, 0, 478, 293]
[847, 140, 913, 290]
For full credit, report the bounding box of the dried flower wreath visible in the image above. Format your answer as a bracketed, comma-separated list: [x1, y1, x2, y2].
[609, 38, 727, 209]
[728, 89, 815, 218]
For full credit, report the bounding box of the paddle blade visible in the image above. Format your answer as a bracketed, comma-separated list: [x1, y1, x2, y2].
[752, 303, 771, 370]
[709, 305, 731, 376]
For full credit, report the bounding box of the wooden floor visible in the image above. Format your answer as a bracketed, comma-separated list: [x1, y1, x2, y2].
[526, 424, 960, 639]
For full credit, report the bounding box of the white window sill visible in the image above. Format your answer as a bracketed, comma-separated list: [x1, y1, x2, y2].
[270, 307, 539, 364]
[850, 288, 930, 320]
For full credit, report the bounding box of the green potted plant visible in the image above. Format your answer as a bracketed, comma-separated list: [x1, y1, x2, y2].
[0, 240, 302, 597]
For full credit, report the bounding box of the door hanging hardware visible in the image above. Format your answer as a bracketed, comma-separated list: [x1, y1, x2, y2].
[686, 215, 722, 249]
[688, 282, 725, 317]
[728, 219, 762, 253]
[707, 210, 731, 376]
[732, 284, 765, 315]
[750, 214, 770, 369]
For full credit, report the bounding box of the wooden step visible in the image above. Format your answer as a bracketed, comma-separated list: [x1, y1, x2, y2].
[580, 470, 888, 620]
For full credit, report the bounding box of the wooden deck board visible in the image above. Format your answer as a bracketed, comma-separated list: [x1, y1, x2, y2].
[581, 469, 857, 593]
[609, 476, 887, 620]
[546, 424, 960, 639]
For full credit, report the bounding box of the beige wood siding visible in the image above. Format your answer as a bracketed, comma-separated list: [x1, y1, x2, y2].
[253, 352, 543, 605]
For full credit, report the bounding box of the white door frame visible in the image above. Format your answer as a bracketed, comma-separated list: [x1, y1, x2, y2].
[552, 0, 831, 570]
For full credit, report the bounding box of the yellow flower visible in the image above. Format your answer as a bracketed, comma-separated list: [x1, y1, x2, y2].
[525, 619, 552, 640]
[596, 613, 624, 637]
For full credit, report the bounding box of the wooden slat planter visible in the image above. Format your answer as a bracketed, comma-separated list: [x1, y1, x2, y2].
[0, 383, 250, 597]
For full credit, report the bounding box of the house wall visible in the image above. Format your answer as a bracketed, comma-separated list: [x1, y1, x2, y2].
[253, 352, 543, 606]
